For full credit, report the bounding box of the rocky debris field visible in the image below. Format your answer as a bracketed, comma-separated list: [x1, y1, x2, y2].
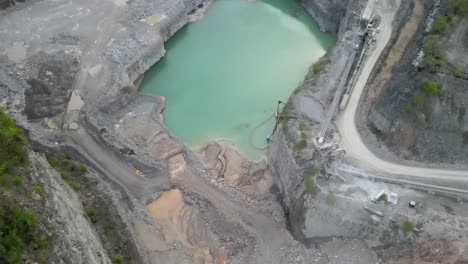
[24, 51, 79, 119]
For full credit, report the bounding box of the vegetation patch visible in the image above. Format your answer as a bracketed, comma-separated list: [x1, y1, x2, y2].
[280, 99, 295, 141]
[451, 0, 468, 16]
[403, 220, 414, 233]
[45, 152, 141, 264]
[421, 80, 442, 96]
[455, 66, 465, 78]
[312, 63, 322, 74]
[404, 104, 413, 113]
[0, 109, 51, 264]
[304, 167, 319, 194]
[423, 35, 445, 73]
[0, 202, 38, 264]
[413, 95, 425, 110]
[326, 192, 336, 205]
[0, 109, 28, 167]
[431, 16, 448, 34]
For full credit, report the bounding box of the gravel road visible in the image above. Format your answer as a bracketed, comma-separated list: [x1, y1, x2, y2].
[337, 0, 468, 182]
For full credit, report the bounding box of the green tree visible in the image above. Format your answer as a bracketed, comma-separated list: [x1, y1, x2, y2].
[0, 203, 38, 264]
[423, 35, 441, 56]
[431, 16, 448, 34]
[451, 0, 468, 16]
[422, 80, 441, 96]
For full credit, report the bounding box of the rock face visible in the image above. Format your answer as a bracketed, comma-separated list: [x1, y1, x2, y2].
[30, 152, 111, 264]
[368, 1, 468, 164]
[268, 0, 356, 236]
[268, 129, 304, 212]
[301, 0, 350, 34]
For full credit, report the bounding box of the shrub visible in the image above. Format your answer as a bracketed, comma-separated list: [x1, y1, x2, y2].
[451, 0, 468, 16]
[61, 158, 71, 168]
[431, 16, 448, 34]
[12, 175, 22, 186]
[33, 233, 49, 249]
[304, 167, 318, 193]
[424, 54, 446, 73]
[294, 132, 307, 152]
[403, 220, 414, 233]
[413, 95, 425, 110]
[456, 66, 465, 77]
[48, 156, 58, 167]
[422, 80, 441, 96]
[60, 169, 70, 180]
[422, 35, 446, 73]
[0, 175, 7, 187]
[0, 203, 38, 264]
[87, 208, 98, 223]
[312, 63, 321, 74]
[404, 104, 413, 113]
[294, 139, 307, 152]
[68, 180, 80, 192]
[34, 186, 43, 194]
[114, 254, 123, 263]
[423, 35, 441, 56]
[79, 163, 88, 174]
[0, 162, 8, 175]
[299, 122, 306, 131]
[326, 192, 336, 205]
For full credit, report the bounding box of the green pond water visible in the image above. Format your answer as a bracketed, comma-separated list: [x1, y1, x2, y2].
[140, 0, 334, 158]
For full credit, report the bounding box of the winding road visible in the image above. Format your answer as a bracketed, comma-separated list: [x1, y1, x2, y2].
[337, 0, 468, 182]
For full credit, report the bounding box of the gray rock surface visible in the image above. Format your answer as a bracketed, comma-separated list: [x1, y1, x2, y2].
[368, 1, 468, 164]
[30, 152, 112, 264]
[269, 128, 304, 212]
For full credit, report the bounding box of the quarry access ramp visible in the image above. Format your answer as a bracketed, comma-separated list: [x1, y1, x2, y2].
[337, 0, 468, 185]
[317, 48, 357, 141]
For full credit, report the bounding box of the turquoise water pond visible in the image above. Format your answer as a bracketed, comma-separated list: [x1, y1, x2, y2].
[140, 0, 334, 158]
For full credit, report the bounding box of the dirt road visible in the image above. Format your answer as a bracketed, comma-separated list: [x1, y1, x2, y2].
[337, 0, 468, 181]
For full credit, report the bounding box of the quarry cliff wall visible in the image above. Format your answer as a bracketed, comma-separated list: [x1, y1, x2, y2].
[268, 0, 352, 225]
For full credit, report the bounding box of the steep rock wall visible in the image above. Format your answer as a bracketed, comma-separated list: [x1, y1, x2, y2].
[268, 129, 304, 212]
[30, 152, 112, 264]
[267, 0, 353, 201]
